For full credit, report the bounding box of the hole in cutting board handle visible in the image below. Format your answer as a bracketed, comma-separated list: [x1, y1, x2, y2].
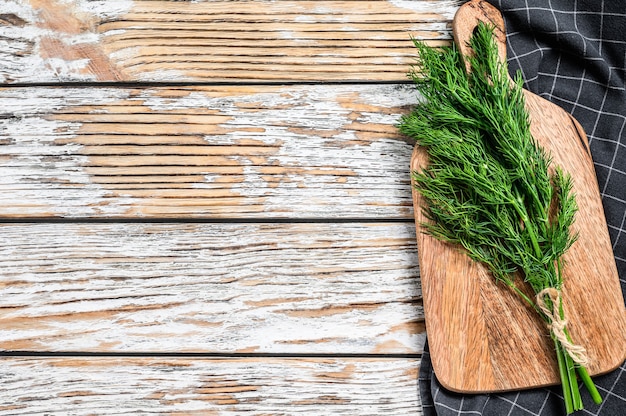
[452, 0, 508, 74]
[472, 25, 480, 38]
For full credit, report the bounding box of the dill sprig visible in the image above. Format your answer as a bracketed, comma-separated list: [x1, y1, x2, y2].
[400, 22, 601, 413]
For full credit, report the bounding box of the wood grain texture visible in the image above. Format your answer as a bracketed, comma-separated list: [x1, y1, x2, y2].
[0, 84, 416, 219]
[411, 0, 626, 393]
[0, 222, 423, 353]
[0, 357, 421, 415]
[0, 0, 461, 83]
[0, 1, 437, 412]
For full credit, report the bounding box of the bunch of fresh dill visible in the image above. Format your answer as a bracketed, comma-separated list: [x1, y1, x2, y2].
[399, 22, 601, 414]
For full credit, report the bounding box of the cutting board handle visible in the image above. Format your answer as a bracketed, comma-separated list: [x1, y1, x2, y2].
[452, 0, 508, 74]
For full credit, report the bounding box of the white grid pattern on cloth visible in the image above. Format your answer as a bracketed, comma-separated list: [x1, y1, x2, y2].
[418, 0, 626, 414]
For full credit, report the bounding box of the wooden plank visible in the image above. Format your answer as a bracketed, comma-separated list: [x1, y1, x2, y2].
[0, 357, 421, 415]
[0, 222, 424, 353]
[0, 0, 460, 83]
[0, 84, 416, 219]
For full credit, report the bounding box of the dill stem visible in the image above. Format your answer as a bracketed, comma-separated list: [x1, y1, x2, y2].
[577, 365, 603, 404]
[555, 261, 585, 412]
[559, 296, 602, 405]
[566, 347, 582, 411]
[551, 270, 587, 412]
[556, 337, 575, 414]
[557, 258, 602, 406]
[511, 194, 542, 258]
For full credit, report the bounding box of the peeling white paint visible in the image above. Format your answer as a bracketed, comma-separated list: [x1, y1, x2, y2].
[279, 30, 295, 39]
[73, 0, 134, 20]
[142, 90, 224, 112]
[0, 45, 91, 83]
[0, 0, 132, 83]
[44, 57, 93, 79]
[136, 68, 187, 82]
[389, 0, 463, 18]
[61, 32, 100, 46]
[107, 45, 139, 64]
[294, 15, 316, 23]
[0, 87, 137, 217]
[0, 1, 39, 21]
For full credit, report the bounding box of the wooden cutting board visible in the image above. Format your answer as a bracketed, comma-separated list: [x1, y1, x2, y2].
[411, 0, 626, 393]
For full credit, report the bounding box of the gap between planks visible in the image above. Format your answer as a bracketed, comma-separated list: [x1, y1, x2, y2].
[0, 217, 414, 224]
[3, 80, 415, 89]
[0, 351, 421, 359]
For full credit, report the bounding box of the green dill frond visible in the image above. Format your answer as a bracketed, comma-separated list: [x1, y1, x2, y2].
[399, 19, 599, 414]
[400, 22, 578, 295]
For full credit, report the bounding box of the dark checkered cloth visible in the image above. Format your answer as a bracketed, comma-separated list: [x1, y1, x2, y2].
[418, 0, 626, 414]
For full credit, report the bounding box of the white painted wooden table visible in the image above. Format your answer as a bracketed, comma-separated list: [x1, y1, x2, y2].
[0, 1, 461, 414]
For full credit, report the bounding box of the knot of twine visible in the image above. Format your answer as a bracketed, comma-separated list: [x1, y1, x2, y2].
[536, 288, 589, 367]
